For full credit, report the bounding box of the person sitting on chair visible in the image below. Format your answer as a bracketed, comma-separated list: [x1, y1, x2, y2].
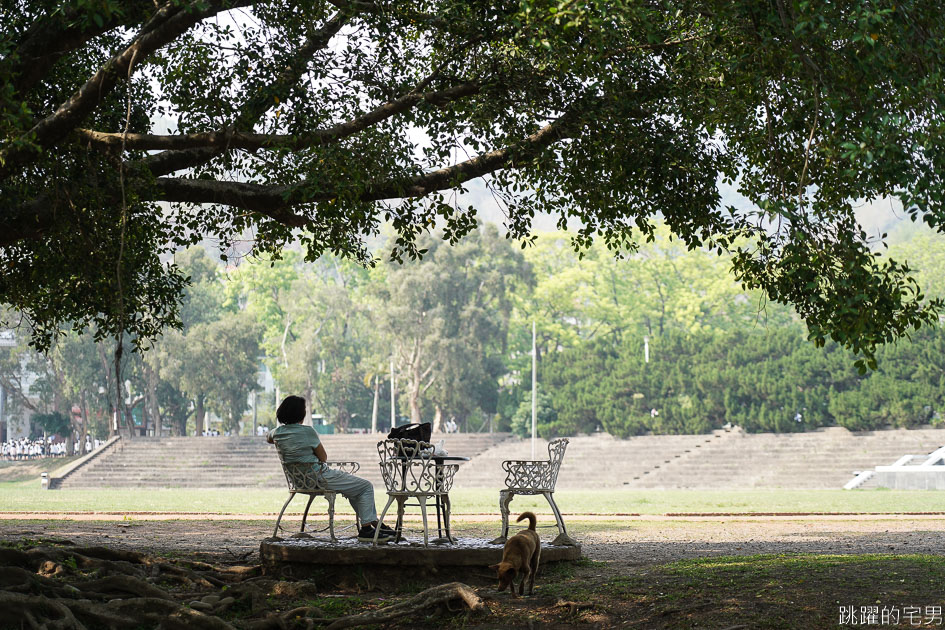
[268, 395, 394, 543]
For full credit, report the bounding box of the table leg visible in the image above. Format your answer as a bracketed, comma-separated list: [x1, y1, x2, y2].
[442, 493, 454, 542]
[432, 459, 454, 544]
[434, 462, 444, 538]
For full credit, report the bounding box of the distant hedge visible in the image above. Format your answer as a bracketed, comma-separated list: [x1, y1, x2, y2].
[539, 325, 945, 437]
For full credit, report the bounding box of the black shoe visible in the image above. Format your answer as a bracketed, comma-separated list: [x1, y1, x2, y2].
[379, 523, 396, 535]
[358, 524, 392, 543]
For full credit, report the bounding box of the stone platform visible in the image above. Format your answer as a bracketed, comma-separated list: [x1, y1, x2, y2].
[260, 536, 582, 581]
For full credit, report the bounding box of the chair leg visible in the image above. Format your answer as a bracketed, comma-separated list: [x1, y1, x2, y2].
[325, 493, 337, 543]
[300, 494, 317, 533]
[273, 493, 295, 538]
[543, 491, 578, 546]
[394, 496, 407, 543]
[373, 495, 396, 547]
[489, 490, 514, 545]
[418, 496, 429, 547]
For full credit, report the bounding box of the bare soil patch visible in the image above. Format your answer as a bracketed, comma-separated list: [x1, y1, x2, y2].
[3, 516, 945, 629]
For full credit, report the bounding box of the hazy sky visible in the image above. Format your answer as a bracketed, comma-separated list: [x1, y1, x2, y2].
[456, 176, 909, 241]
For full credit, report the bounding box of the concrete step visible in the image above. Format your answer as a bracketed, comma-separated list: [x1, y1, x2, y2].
[59, 427, 945, 490]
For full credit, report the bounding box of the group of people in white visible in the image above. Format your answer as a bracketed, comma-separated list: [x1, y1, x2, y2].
[0, 435, 101, 460]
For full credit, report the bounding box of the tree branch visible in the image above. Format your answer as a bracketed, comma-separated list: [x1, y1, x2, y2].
[5, 1, 158, 97]
[326, 0, 450, 30]
[138, 10, 350, 178]
[0, 0, 253, 179]
[153, 107, 582, 215]
[0, 375, 39, 413]
[74, 84, 479, 152]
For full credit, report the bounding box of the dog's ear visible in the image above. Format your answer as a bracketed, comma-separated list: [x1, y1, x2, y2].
[488, 563, 499, 571]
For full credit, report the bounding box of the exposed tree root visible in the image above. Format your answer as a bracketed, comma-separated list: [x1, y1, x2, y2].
[0, 540, 491, 630]
[76, 574, 177, 600]
[0, 590, 88, 630]
[0, 543, 247, 629]
[324, 582, 486, 630]
[243, 605, 330, 630]
[555, 598, 597, 615]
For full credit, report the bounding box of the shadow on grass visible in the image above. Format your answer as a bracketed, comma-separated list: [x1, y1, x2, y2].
[531, 554, 945, 629]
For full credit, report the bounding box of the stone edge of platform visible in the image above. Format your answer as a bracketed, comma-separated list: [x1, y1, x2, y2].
[259, 539, 582, 567]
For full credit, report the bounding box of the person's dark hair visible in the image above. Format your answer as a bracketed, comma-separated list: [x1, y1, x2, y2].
[276, 396, 306, 425]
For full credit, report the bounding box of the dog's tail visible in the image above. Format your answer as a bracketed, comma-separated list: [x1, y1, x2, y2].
[516, 511, 537, 531]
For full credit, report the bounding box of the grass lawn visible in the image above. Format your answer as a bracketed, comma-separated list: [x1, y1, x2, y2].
[0, 457, 81, 483]
[1, 483, 943, 515]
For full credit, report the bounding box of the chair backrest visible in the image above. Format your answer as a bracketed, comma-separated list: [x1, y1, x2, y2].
[546, 437, 569, 490]
[377, 438, 454, 495]
[273, 441, 361, 492]
[280, 460, 324, 492]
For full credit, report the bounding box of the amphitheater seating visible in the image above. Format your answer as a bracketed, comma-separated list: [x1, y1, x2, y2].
[56, 426, 945, 489]
[626, 426, 945, 489]
[58, 432, 511, 489]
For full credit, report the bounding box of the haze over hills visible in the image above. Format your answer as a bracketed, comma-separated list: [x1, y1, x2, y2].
[435, 178, 912, 245]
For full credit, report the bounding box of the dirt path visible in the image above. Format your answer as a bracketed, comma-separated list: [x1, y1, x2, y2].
[4, 514, 945, 567]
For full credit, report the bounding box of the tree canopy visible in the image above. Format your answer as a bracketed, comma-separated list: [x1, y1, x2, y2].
[2, 1, 945, 366]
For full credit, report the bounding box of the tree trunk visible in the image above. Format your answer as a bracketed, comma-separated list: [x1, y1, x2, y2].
[67, 409, 82, 455]
[144, 362, 161, 437]
[97, 343, 118, 438]
[371, 375, 379, 433]
[408, 361, 422, 424]
[195, 396, 206, 436]
[408, 390, 421, 424]
[432, 405, 443, 433]
[113, 340, 135, 440]
[79, 391, 89, 454]
[304, 382, 313, 426]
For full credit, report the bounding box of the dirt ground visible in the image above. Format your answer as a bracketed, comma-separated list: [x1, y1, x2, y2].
[5, 515, 945, 628]
[3, 513, 945, 566]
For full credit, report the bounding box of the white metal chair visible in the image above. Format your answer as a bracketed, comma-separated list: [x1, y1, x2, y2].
[375, 438, 459, 547]
[272, 456, 360, 542]
[491, 437, 576, 546]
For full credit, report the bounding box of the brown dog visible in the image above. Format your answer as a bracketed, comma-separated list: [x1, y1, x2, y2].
[489, 511, 541, 596]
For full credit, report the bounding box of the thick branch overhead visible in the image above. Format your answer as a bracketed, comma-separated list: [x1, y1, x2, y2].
[0, 0, 254, 179]
[153, 109, 579, 213]
[75, 84, 479, 153]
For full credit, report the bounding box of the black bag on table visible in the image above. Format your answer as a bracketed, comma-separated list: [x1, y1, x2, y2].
[388, 422, 432, 444]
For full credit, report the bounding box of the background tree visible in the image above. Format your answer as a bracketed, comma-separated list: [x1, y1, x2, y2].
[378, 224, 529, 429]
[0, 321, 40, 437]
[50, 332, 110, 452]
[201, 313, 263, 434]
[150, 246, 226, 435]
[29, 412, 70, 441]
[6, 220, 945, 439]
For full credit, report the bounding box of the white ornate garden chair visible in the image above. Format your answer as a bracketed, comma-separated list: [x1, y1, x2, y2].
[272, 456, 360, 542]
[375, 438, 459, 547]
[491, 437, 576, 546]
